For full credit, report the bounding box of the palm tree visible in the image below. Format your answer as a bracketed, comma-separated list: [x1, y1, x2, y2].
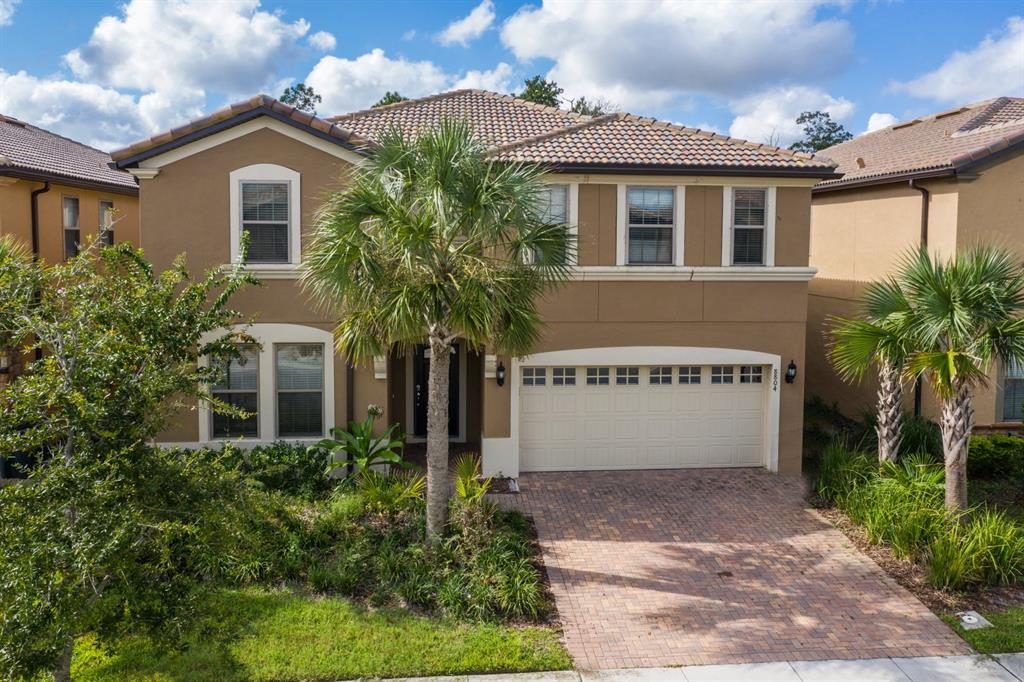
[828, 277, 914, 462]
[894, 246, 1024, 511]
[303, 120, 574, 540]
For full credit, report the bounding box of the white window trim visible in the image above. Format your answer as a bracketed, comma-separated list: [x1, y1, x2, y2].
[229, 164, 302, 269]
[721, 185, 776, 267]
[198, 323, 335, 444]
[616, 184, 685, 266]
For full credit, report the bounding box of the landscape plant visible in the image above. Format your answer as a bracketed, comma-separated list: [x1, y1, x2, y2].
[316, 404, 407, 479]
[303, 119, 573, 540]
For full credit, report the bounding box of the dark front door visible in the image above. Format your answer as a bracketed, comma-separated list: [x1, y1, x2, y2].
[412, 342, 460, 437]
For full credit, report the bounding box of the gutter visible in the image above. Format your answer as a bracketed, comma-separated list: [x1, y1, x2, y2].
[545, 162, 840, 180]
[1, 168, 138, 196]
[909, 178, 931, 418]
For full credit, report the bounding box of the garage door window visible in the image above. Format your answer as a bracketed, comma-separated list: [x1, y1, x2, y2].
[616, 367, 640, 385]
[553, 367, 576, 386]
[586, 367, 610, 385]
[740, 366, 763, 384]
[678, 366, 701, 384]
[711, 366, 734, 384]
[522, 367, 546, 386]
[649, 366, 673, 385]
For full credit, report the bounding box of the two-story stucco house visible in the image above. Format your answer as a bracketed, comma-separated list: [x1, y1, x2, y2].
[807, 97, 1024, 429]
[111, 90, 838, 478]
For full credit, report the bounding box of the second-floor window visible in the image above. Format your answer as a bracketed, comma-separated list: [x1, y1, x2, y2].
[63, 196, 80, 260]
[530, 184, 569, 265]
[242, 181, 290, 263]
[99, 200, 115, 246]
[731, 188, 767, 265]
[627, 187, 674, 265]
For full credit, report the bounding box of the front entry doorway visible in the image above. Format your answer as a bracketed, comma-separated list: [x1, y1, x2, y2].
[410, 342, 462, 438]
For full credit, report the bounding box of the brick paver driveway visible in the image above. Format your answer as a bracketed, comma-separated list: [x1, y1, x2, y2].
[508, 469, 970, 670]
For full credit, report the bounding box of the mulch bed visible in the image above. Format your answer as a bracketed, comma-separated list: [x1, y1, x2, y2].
[812, 498, 1024, 615]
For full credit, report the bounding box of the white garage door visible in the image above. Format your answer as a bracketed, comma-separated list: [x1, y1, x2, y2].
[519, 364, 767, 471]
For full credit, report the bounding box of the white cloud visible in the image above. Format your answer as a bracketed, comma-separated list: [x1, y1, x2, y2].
[865, 112, 898, 134]
[402, 29, 417, 41]
[890, 17, 1024, 103]
[728, 86, 855, 146]
[500, 1, 852, 109]
[453, 62, 515, 92]
[308, 30, 336, 52]
[0, 0, 21, 26]
[438, 0, 495, 47]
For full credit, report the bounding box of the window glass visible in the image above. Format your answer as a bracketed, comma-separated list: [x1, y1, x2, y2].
[616, 366, 640, 385]
[242, 182, 290, 263]
[678, 366, 701, 384]
[538, 185, 568, 225]
[63, 197, 80, 260]
[99, 201, 115, 246]
[711, 366, 735, 384]
[1004, 360, 1024, 421]
[649, 366, 673, 385]
[732, 188, 767, 265]
[211, 346, 259, 438]
[740, 366, 763, 384]
[627, 187, 673, 265]
[586, 367, 610, 385]
[522, 367, 546, 386]
[276, 344, 324, 437]
[553, 367, 576, 386]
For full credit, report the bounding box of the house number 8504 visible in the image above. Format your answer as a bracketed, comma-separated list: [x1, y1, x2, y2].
[772, 369, 779, 391]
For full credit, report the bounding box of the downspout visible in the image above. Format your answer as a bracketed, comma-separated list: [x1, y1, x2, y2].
[909, 179, 930, 418]
[30, 181, 50, 259]
[345, 362, 355, 476]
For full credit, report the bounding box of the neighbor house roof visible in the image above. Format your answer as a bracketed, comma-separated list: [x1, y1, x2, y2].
[0, 115, 138, 193]
[113, 89, 838, 177]
[815, 97, 1024, 191]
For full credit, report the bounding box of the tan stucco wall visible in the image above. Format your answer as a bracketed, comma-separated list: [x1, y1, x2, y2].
[0, 178, 139, 263]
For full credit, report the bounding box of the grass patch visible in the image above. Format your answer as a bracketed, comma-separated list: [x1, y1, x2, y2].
[943, 607, 1024, 654]
[73, 587, 570, 682]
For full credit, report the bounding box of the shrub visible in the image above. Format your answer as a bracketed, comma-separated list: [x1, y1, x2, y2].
[927, 510, 1024, 589]
[815, 436, 875, 502]
[317, 405, 407, 480]
[899, 416, 943, 461]
[357, 470, 425, 516]
[968, 434, 1024, 479]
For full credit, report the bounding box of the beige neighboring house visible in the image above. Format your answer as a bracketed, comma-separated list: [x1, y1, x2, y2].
[111, 90, 838, 477]
[808, 97, 1024, 428]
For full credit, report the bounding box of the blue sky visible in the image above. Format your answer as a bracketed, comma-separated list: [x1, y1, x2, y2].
[0, 0, 1021, 151]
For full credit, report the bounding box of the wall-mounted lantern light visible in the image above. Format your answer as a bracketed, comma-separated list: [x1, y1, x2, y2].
[785, 360, 797, 384]
[496, 361, 506, 387]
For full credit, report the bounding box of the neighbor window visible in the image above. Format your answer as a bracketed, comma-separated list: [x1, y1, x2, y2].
[586, 367, 610, 385]
[241, 181, 290, 263]
[99, 200, 115, 246]
[731, 188, 767, 265]
[627, 186, 674, 265]
[553, 367, 576, 386]
[616, 366, 640, 385]
[678, 366, 701, 384]
[211, 345, 259, 438]
[1003, 360, 1024, 422]
[529, 184, 569, 265]
[62, 196, 80, 260]
[276, 344, 324, 437]
[649, 366, 673, 385]
[711, 366, 734, 384]
[740, 366, 763, 384]
[522, 367, 546, 386]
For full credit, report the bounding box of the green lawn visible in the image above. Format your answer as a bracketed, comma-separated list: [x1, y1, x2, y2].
[943, 608, 1024, 654]
[73, 587, 571, 682]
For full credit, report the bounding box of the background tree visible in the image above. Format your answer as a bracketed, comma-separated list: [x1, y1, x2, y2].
[281, 82, 322, 113]
[829, 279, 913, 462]
[516, 75, 563, 107]
[0, 237, 255, 681]
[303, 120, 573, 541]
[373, 91, 409, 108]
[569, 96, 616, 116]
[789, 111, 853, 153]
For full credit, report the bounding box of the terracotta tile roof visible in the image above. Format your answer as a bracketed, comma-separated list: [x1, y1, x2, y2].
[493, 113, 833, 171]
[816, 97, 1024, 190]
[111, 94, 369, 164]
[0, 115, 137, 192]
[328, 89, 586, 147]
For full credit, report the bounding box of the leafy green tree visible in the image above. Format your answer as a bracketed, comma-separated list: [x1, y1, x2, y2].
[373, 91, 409, 108]
[789, 111, 853, 153]
[0, 238, 255, 681]
[829, 280, 914, 462]
[517, 75, 563, 107]
[569, 96, 616, 116]
[280, 82, 322, 113]
[303, 120, 573, 540]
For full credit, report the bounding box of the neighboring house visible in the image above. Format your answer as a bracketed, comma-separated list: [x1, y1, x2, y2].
[807, 97, 1024, 428]
[112, 90, 837, 477]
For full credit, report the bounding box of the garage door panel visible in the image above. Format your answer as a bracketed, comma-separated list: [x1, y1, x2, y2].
[551, 393, 578, 414]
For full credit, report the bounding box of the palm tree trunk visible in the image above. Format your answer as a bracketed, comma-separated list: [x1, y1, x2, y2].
[425, 335, 452, 541]
[54, 639, 73, 682]
[876, 363, 904, 462]
[939, 385, 973, 511]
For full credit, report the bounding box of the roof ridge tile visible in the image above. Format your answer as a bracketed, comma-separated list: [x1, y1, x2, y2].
[328, 89, 478, 122]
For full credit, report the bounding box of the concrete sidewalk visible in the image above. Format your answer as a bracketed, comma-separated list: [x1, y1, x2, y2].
[389, 653, 1024, 681]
